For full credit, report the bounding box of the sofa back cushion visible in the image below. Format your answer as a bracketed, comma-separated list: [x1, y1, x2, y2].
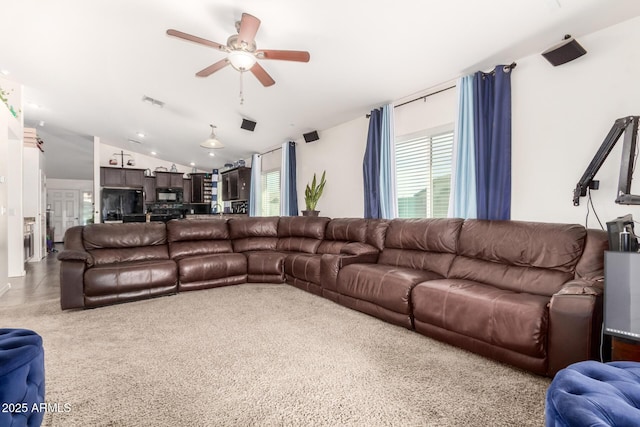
[167, 219, 232, 260]
[575, 229, 608, 280]
[448, 220, 587, 296]
[83, 222, 169, 265]
[377, 218, 463, 276]
[277, 217, 330, 253]
[229, 217, 279, 252]
[317, 218, 368, 254]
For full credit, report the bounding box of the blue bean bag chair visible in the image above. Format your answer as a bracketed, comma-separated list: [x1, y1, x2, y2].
[0, 328, 45, 427]
[546, 360, 640, 426]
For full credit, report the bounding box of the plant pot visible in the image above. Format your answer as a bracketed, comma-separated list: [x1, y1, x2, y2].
[301, 210, 319, 217]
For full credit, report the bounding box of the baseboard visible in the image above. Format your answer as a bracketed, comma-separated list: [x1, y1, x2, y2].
[0, 282, 11, 298]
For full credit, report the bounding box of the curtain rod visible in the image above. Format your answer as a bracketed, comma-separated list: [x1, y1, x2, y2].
[258, 141, 296, 156]
[365, 62, 517, 118]
[365, 85, 455, 118]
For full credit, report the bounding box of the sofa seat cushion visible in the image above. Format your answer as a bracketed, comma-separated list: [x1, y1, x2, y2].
[412, 279, 549, 358]
[285, 253, 321, 285]
[84, 259, 177, 296]
[177, 253, 247, 284]
[337, 264, 442, 314]
[247, 251, 286, 276]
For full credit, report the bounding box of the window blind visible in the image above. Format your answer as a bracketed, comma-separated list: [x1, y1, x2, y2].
[261, 169, 280, 217]
[396, 130, 453, 218]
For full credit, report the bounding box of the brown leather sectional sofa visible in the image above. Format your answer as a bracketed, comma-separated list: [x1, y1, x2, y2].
[58, 216, 608, 377]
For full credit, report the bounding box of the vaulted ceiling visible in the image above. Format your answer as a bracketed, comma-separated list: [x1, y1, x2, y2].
[2, 0, 639, 179]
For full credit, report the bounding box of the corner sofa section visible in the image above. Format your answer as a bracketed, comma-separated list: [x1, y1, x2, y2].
[58, 216, 607, 377]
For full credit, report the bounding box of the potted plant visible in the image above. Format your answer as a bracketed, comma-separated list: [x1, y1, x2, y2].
[302, 170, 326, 216]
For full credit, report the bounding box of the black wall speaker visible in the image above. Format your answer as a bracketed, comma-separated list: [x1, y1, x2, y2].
[241, 119, 257, 131]
[303, 130, 319, 143]
[542, 35, 587, 66]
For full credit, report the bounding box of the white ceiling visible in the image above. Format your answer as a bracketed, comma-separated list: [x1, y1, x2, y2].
[2, 0, 639, 180]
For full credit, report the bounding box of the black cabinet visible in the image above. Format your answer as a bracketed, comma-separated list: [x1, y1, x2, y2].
[190, 173, 213, 204]
[100, 167, 145, 188]
[155, 171, 184, 188]
[221, 167, 250, 201]
[143, 176, 156, 203]
[183, 178, 192, 204]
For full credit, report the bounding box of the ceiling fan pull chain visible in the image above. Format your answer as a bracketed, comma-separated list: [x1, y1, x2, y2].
[239, 71, 244, 105]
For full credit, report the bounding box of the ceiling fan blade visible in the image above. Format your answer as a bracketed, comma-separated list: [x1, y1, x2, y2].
[237, 13, 261, 47]
[250, 62, 275, 87]
[256, 50, 310, 62]
[196, 59, 230, 77]
[167, 29, 226, 51]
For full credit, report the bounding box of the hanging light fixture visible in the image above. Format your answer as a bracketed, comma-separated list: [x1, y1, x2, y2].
[200, 124, 225, 149]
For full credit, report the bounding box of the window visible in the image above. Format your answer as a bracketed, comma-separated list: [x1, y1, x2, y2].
[261, 169, 280, 216]
[396, 129, 453, 218]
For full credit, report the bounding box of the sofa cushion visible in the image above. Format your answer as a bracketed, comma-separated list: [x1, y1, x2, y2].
[449, 220, 587, 296]
[277, 217, 329, 254]
[324, 218, 368, 242]
[377, 218, 463, 276]
[167, 219, 232, 260]
[84, 222, 167, 250]
[278, 216, 329, 239]
[337, 264, 442, 314]
[167, 219, 229, 241]
[412, 279, 549, 358]
[285, 253, 321, 285]
[177, 253, 247, 284]
[83, 223, 170, 265]
[84, 259, 177, 296]
[229, 217, 279, 252]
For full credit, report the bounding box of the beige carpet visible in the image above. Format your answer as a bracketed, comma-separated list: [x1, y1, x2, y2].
[3, 283, 550, 426]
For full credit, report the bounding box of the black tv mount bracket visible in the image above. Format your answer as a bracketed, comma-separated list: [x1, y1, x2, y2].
[573, 115, 640, 206]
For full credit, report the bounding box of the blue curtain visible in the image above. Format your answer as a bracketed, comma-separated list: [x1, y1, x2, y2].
[363, 108, 382, 218]
[249, 154, 262, 216]
[280, 141, 298, 216]
[379, 104, 397, 219]
[449, 75, 477, 218]
[473, 65, 512, 220]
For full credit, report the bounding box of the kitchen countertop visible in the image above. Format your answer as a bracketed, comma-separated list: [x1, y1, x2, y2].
[185, 214, 247, 220]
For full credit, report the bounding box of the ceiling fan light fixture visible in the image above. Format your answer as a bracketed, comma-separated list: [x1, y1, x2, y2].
[228, 50, 257, 71]
[200, 124, 225, 149]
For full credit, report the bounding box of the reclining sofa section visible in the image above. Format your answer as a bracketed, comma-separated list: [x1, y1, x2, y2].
[58, 216, 608, 377]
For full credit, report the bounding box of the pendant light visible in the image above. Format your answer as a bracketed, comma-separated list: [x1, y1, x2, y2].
[200, 124, 225, 149]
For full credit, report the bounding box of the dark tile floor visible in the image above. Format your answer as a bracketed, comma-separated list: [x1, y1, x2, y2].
[0, 245, 62, 308]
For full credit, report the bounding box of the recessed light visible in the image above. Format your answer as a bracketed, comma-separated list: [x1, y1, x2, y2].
[189, 162, 195, 166]
[151, 151, 157, 156]
[208, 152, 215, 157]
[136, 132, 145, 138]
[38, 121, 45, 127]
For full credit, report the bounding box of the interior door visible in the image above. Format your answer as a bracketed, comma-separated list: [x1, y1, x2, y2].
[48, 189, 79, 242]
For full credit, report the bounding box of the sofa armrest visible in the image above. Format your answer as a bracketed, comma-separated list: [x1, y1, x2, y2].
[548, 279, 604, 376]
[555, 277, 604, 296]
[59, 260, 87, 310]
[57, 249, 92, 263]
[340, 242, 378, 256]
[321, 252, 379, 292]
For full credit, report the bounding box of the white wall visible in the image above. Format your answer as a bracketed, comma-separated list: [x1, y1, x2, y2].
[512, 16, 640, 225]
[295, 117, 369, 218]
[296, 16, 640, 225]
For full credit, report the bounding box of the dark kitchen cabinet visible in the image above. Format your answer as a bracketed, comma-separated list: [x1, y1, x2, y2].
[100, 167, 145, 188]
[183, 178, 192, 204]
[190, 173, 213, 204]
[155, 171, 184, 188]
[143, 176, 156, 203]
[221, 167, 251, 201]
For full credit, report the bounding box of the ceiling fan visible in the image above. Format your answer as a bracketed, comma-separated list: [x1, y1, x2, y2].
[167, 13, 310, 87]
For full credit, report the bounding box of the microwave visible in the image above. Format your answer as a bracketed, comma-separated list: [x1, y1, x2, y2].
[156, 188, 183, 203]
